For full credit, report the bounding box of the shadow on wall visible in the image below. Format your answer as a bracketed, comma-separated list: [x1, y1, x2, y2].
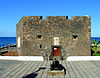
[22, 67, 46, 78]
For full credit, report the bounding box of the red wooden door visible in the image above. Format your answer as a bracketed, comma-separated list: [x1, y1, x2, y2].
[54, 48, 60, 56]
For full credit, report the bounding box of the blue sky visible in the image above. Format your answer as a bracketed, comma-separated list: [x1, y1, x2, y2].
[0, 0, 100, 37]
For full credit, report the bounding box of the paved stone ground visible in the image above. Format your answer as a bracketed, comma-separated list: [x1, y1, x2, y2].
[0, 60, 23, 77]
[0, 60, 100, 78]
[91, 61, 100, 69]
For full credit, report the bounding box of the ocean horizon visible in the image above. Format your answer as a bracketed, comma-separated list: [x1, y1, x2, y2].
[0, 37, 16, 47]
[0, 37, 100, 47]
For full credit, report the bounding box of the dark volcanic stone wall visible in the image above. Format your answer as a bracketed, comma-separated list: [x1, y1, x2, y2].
[16, 16, 91, 60]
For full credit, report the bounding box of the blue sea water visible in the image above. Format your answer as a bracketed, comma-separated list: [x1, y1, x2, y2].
[0, 37, 16, 47]
[91, 37, 100, 43]
[0, 37, 100, 47]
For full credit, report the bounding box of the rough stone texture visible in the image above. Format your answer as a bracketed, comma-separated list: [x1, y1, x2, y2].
[16, 16, 91, 60]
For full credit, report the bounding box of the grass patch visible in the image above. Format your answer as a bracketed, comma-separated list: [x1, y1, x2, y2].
[96, 53, 100, 56]
[93, 53, 100, 56]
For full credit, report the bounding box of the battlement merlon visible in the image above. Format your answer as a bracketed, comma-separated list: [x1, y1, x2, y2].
[21, 16, 68, 19]
[18, 16, 68, 21]
[72, 16, 91, 20]
[17, 16, 91, 25]
[20, 16, 90, 20]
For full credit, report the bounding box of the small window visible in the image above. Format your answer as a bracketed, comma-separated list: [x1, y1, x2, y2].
[40, 44, 42, 48]
[72, 34, 78, 39]
[37, 34, 42, 38]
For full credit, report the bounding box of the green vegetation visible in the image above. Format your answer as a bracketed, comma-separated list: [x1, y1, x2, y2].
[91, 40, 100, 56]
[0, 50, 2, 55]
[92, 46, 100, 52]
[95, 53, 100, 56]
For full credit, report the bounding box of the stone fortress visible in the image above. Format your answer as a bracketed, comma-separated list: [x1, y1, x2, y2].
[16, 16, 91, 60]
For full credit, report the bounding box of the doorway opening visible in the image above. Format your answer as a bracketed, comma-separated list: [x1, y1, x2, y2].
[52, 46, 60, 56]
